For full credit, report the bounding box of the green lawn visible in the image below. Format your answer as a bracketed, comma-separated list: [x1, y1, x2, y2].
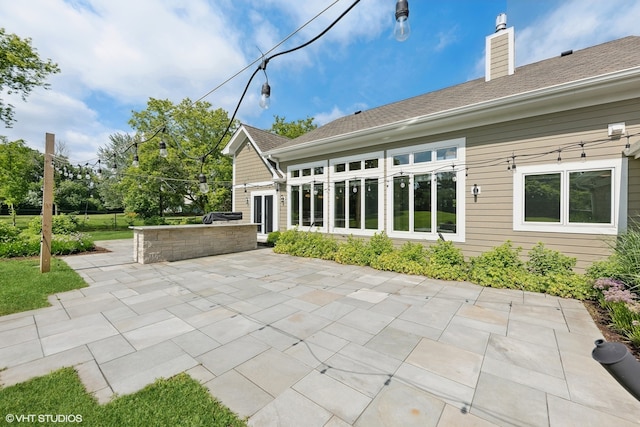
[0, 213, 201, 233]
[0, 258, 87, 316]
[0, 256, 246, 425]
[0, 368, 247, 427]
[87, 230, 133, 241]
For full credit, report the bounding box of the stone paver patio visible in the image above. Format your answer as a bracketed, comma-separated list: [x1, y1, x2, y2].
[1, 240, 639, 426]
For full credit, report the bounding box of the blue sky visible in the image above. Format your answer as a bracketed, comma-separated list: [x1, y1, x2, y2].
[1, 0, 639, 165]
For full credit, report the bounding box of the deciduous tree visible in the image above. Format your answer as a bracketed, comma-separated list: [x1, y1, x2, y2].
[269, 115, 317, 139]
[0, 138, 43, 224]
[0, 28, 60, 127]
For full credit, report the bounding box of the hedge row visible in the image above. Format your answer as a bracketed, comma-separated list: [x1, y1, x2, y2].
[270, 229, 593, 300]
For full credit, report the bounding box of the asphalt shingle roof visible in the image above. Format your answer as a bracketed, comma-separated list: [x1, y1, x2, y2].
[241, 124, 290, 152]
[275, 36, 640, 150]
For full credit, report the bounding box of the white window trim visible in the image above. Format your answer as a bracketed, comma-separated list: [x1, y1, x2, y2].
[287, 161, 328, 232]
[329, 152, 384, 235]
[250, 190, 278, 236]
[513, 158, 626, 235]
[386, 138, 466, 242]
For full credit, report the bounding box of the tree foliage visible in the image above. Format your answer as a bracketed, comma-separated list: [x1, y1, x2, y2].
[100, 98, 236, 218]
[269, 115, 316, 139]
[0, 139, 43, 224]
[0, 28, 60, 127]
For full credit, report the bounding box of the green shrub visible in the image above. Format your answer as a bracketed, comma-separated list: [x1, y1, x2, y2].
[124, 211, 138, 226]
[0, 234, 40, 257]
[370, 251, 426, 275]
[368, 231, 394, 256]
[51, 233, 95, 255]
[468, 241, 527, 289]
[335, 236, 372, 266]
[423, 240, 468, 281]
[370, 242, 428, 275]
[0, 232, 95, 258]
[586, 255, 626, 281]
[0, 222, 21, 243]
[534, 272, 595, 300]
[266, 231, 281, 247]
[273, 229, 337, 260]
[27, 214, 79, 235]
[526, 242, 576, 275]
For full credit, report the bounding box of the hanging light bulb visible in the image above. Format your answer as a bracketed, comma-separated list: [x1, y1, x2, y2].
[159, 138, 168, 158]
[96, 160, 102, 177]
[394, 0, 410, 42]
[132, 143, 139, 167]
[198, 173, 209, 193]
[158, 129, 168, 158]
[259, 82, 271, 109]
[76, 165, 82, 179]
[580, 142, 587, 161]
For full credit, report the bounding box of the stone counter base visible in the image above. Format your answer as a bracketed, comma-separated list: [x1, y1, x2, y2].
[132, 223, 258, 264]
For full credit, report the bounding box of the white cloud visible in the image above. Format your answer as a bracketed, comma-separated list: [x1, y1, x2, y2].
[0, 0, 394, 162]
[314, 105, 347, 126]
[2, 89, 123, 164]
[435, 26, 460, 52]
[468, 0, 640, 81]
[515, 0, 640, 66]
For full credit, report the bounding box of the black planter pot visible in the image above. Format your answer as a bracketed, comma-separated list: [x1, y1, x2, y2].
[592, 339, 640, 401]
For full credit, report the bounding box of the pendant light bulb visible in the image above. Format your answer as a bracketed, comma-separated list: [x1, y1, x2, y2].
[159, 139, 168, 158]
[198, 173, 209, 193]
[394, 0, 410, 42]
[259, 82, 271, 109]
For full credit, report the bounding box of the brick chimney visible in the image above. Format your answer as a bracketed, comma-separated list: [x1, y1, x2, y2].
[485, 13, 514, 82]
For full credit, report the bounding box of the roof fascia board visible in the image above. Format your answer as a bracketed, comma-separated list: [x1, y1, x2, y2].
[222, 126, 248, 156]
[267, 67, 640, 161]
[224, 126, 284, 179]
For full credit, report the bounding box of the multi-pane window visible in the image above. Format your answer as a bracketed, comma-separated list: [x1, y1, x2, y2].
[288, 162, 327, 229]
[514, 159, 619, 234]
[331, 153, 383, 232]
[391, 172, 457, 234]
[388, 139, 464, 239]
[290, 183, 324, 227]
[334, 178, 380, 230]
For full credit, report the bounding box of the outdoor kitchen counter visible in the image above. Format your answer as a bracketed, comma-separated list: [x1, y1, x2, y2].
[131, 222, 258, 264]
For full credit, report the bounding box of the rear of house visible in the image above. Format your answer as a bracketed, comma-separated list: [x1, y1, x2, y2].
[227, 18, 640, 270]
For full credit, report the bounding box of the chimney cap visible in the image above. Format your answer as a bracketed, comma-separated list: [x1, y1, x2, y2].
[495, 13, 507, 32]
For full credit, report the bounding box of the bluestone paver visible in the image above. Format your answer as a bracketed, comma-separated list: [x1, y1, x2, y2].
[0, 239, 638, 426]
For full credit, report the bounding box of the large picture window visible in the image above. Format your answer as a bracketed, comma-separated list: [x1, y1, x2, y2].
[514, 159, 621, 234]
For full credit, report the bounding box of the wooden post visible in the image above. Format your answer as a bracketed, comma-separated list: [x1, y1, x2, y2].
[40, 133, 54, 273]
